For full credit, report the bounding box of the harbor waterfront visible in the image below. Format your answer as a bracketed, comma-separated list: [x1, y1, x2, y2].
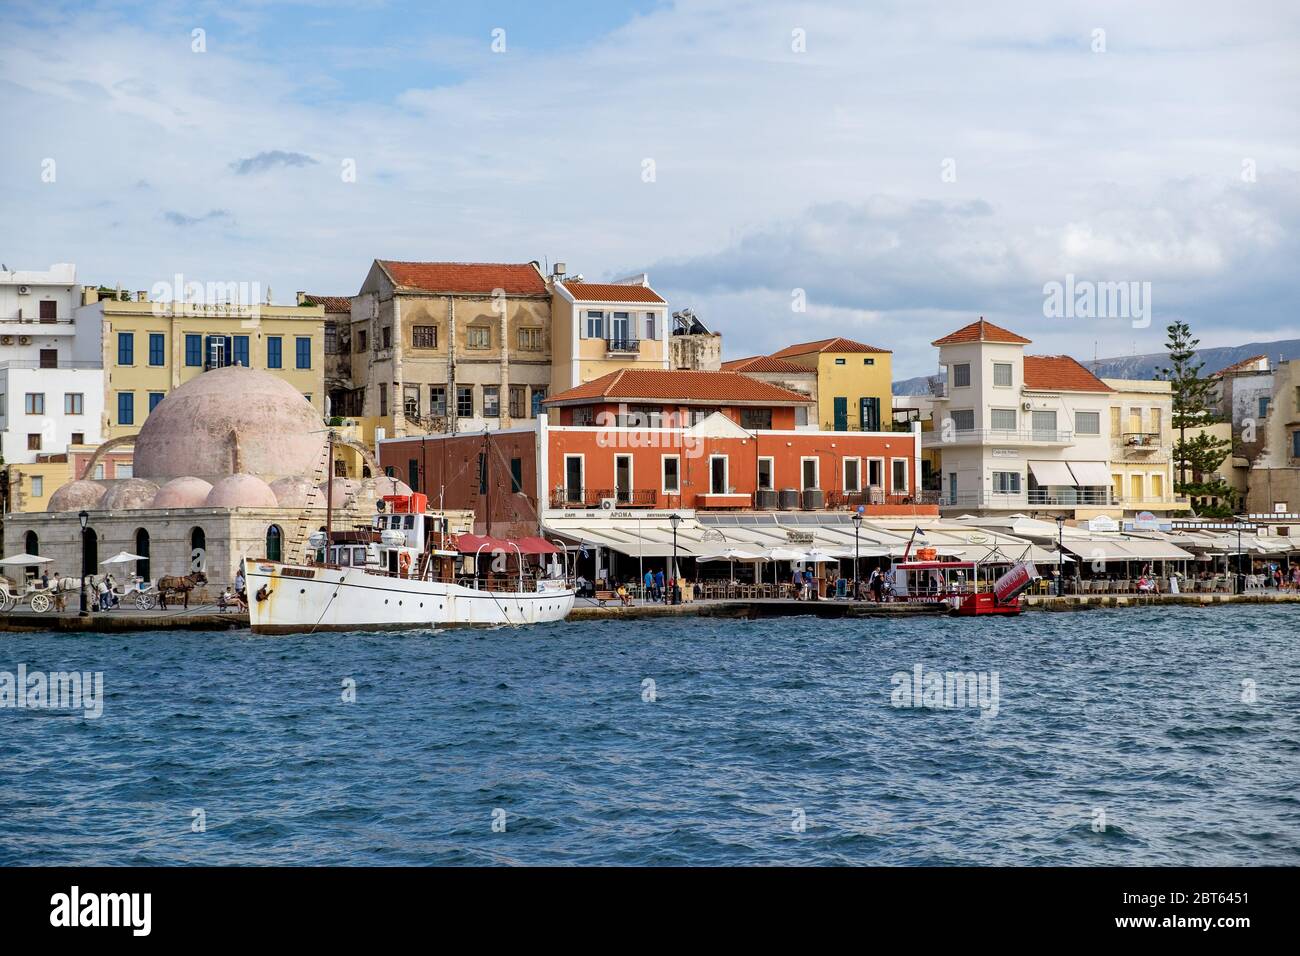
[1, 605, 1295, 866]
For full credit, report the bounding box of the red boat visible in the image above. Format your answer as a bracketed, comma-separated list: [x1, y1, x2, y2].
[890, 550, 1040, 616]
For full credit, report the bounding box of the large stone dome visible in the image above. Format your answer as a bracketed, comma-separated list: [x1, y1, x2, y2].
[152, 476, 214, 509]
[133, 366, 325, 484]
[206, 473, 279, 508]
[47, 479, 109, 513]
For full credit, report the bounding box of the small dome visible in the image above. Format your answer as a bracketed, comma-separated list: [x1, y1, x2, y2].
[269, 475, 324, 508]
[101, 478, 160, 511]
[353, 476, 414, 514]
[317, 478, 360, 509]
[206, 473, 279, 509]
[152, 476, 214, 509]
[47, 479, 109, 513]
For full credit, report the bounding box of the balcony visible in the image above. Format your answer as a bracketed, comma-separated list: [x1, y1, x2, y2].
[550, 487, 657, 509]
[605, 337, 640, 355]
[1119, 432, 1162, 454]
[922, 427, 1074, 448]
[939, 489, 1118, 510]
[696, 492, 752, 509]
[827, 490, 942, 508]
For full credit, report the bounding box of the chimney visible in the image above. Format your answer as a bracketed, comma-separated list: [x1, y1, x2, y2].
[136, 290, 147, 302]
[296, 291, 308, 306]
[81, 285, 99, 305]
[553, 262, 566, 276]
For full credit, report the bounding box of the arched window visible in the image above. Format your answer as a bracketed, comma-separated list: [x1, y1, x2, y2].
[23, 531, 38, 582]
[190, 527, 207, 573]
[135, 528, 151, 581]
[266, 525, 283, 562]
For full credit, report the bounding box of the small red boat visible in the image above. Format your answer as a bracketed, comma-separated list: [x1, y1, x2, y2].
[891, 549, 1040, 616]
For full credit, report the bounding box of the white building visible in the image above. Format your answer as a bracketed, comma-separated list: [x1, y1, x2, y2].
[0, 264, 105, 464]
[926, 318, 1181, 519]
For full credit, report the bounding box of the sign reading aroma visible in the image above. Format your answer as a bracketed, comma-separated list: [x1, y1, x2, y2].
[1087, 515, 1119, 533]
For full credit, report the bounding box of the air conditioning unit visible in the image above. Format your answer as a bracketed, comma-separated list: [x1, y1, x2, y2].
[600, 497, 617, 510]
[0, 336, 11, 346]
[1021, 401, 1032, 411]
[17, 286, 29, 295]
[18, 336, 30, 345]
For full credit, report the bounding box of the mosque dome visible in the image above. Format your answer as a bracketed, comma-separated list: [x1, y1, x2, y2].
[206, 473, 279, 509]
[47, 479, 109, 513]
[317, 477, 361, 509]
[151, 476, 214, 509]
[132, 366, 325, 484]
[268, 475, 324, 508]
[100, 478, 160, 510]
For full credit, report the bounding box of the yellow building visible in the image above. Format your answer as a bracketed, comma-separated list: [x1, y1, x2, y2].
[1100, 378, 1190, 514]
[3, 442, 136, 513]
[80, 293, 325, 442]
[550, 273, 670, 393]
[768, 337, 893, 432]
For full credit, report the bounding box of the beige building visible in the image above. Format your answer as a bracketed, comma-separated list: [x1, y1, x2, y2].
[1100, 378, 1186, 513]
[721, 355, 817, 427]
[549, 270, 670, 393]
[350, 260, 553, 435]
[1246, 358, 1300, 513]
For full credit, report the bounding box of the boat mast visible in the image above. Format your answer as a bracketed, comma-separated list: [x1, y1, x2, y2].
[325, 430, 336, 551]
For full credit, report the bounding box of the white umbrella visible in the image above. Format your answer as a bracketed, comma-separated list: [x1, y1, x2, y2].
[0, 553, 53, 566]
[697, 547, 768, 582]
[101, 551, 147, 565]
[802, 549, 844, 564]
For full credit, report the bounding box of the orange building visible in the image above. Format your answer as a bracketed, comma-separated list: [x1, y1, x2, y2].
[378, 369, 936, 540]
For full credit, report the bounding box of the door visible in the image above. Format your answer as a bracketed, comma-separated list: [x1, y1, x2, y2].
[564, 456, 583, 503]
[948, 472, 957, 505]
[710, 456, 728, 494]
[833, 396, 848, 431]
[39, 300, 57, 322]
[615, 455, 633, 503]
[1031, 410, 1057, 440]
[859, 397, 880, 432]
[39, 349, 58, 368]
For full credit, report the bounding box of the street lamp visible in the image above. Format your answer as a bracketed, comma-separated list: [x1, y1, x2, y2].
[1055, 514, 1066, 597]
[669, 513, 681, 605]
[852, 509, 863, 600]
[1237, 522, 1243, 595]
[78, 510, 90, 616]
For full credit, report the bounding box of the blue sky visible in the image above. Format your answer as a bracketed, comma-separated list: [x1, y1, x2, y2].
[2, 0, 1298, 377]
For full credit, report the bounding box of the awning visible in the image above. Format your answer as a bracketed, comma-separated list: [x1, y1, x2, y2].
[1067, 461, 1112, 486]
[455, 534, 515, 554]
[1028, 460, 1076, 485]
[1063, 540, 1193, 562]
[514, 536, 561, 554]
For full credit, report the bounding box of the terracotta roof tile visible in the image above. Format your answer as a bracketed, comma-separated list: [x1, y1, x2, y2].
[299, 294, 351, 313]
[769, 336, 890, 357]
[562, 281, 665, 304]
[1210, 354, 1268, 377]
[545, 369, 814, 406]
[378, 260, 546, 296]
[931, 318, 1032, 346]
[721, 355, 816, 373]
[1023, 355, 1113, 392]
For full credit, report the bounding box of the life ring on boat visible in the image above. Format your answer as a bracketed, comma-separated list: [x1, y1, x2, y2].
[398, 552, 412, 576]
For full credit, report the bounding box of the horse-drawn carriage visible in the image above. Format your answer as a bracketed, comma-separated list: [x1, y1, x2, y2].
[0, 564, 207, 615]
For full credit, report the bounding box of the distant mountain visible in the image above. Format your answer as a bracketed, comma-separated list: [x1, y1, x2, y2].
[893, 337, 1300, 395]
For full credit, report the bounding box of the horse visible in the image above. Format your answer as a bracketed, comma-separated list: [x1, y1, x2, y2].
[157, 572, 208, 609]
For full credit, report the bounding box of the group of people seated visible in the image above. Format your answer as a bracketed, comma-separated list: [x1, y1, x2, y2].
[217, 568, 248, 612]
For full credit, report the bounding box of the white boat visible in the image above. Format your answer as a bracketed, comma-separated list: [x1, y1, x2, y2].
[245, 491, 574, 634]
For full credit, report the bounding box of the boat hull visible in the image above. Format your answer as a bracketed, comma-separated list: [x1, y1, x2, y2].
[244, 560, 575, 634]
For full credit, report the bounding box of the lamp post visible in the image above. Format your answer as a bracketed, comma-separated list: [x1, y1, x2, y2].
[669, 513, 681, 605]
[78, 510, 89, 616]
[1055, 513, 1066, 597]
[852, 509, 863, 600]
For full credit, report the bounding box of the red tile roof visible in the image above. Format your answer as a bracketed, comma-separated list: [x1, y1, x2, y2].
[931, 318, 1032, 346]
[1023, 355, 1113, 392]
[562, 281, 665, 304]
[299, 294, 351, 313]
[544, 369, 815, 406]
[769, 336, 890, 357]
[721, 355, 816, 373]
[378, 260, 547, 296]
[1210, 354, 1268, 377]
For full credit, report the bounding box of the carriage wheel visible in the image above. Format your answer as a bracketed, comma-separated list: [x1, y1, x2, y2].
[29, 592, 52, 614]
[0, 593, 15, 614]
[135, 592, 156, 610]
